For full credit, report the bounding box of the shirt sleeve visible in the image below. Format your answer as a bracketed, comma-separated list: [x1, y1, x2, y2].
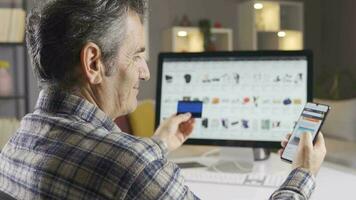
[150, 136, 169, 157]
[124, 158, 200, 200]
[269, 168, 316, 200]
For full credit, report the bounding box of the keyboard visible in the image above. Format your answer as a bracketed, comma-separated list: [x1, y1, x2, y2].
[181, 170, 287, 188]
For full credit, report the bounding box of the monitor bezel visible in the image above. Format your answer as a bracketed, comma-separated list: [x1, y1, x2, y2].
[155, 50, 313, 148]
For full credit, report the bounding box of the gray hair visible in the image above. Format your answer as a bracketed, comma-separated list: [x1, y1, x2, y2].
[26, 0, 147, 89]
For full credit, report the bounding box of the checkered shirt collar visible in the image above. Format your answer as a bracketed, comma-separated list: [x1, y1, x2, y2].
[34, 88, 120, 132]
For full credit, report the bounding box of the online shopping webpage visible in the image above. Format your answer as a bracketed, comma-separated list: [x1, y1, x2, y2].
[159, 58, 308, 142]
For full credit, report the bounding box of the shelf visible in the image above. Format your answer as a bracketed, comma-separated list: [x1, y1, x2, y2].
[254, 1, 303, 32]
[0, 42, 25, 46]
[0, 8, 26, 43]
[0, 96, 25, 100]
[0, 0, 29, 119]
[238, 0, 304, 50]
[162, 26, 233, 52]
[255, 1, 280, 31]
[257, 30, 303, 50]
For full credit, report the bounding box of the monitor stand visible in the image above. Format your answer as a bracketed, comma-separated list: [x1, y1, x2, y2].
[205, 147, 270, 173]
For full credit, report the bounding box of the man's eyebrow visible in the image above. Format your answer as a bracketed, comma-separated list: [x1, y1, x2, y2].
[135, 47, 146, 54]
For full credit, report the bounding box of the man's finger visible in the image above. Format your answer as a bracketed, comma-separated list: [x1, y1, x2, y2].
[179, 121, 194, 138]
[298, 132, 313, 150]
[171, 113, 192, 124]
[280, 133, 292, 147]
[278, 149, 284, 157]
[281, 140, 288, 148]
[314, 132, 326, 150]
[187, 118, 195, 124]
[286, 133, 292, 140]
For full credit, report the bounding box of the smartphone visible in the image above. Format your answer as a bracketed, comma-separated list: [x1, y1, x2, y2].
[281, 102, 330, 163]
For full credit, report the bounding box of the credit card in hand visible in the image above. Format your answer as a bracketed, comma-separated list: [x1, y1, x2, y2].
[177, 101, 203, 118]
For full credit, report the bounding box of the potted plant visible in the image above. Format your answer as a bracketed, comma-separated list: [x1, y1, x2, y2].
[314, 68, 356, 141]
[198, 19, 216, 51]
[0, 60, 13, 96]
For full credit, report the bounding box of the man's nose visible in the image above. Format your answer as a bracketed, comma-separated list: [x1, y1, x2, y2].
[139, 61, 150, 81]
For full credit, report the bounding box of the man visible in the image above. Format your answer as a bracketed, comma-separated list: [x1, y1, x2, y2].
[0, 0, 326, 199]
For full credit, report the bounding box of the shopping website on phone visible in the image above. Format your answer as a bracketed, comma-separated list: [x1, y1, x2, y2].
[283, 106, 326, 160]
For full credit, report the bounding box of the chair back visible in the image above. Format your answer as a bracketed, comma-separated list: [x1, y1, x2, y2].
[128, 100, 155, 137]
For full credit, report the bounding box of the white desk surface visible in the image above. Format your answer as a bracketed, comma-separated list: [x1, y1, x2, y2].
[169, 145, 356, 200]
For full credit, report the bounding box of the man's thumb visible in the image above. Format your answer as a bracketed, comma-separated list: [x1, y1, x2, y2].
[298, 131, 313, 149]
[172, 113, 192, 124]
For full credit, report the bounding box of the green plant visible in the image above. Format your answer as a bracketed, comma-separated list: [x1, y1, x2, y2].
[315, 68, 356, 100]
[198, 19, 212, 51]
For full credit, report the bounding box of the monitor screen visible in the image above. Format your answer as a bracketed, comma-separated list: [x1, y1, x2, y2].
[156, 51, 312, 148]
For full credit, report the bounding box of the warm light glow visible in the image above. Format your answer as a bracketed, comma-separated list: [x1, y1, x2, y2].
[277, 31, 286, 37]
[177, 31, 188, 37]
[254, 3, 264, 10]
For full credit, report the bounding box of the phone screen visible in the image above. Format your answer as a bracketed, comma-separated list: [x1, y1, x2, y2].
[281, 102, 330, 162]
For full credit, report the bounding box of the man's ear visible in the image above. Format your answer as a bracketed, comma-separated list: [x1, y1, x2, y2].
[80, 42, 104, 85]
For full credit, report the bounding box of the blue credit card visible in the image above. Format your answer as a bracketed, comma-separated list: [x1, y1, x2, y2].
[177, 101, 203, 118]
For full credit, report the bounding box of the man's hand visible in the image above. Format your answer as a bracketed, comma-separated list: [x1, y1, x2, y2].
[153, 113, 195, 152]
[279, 132, 327, 176]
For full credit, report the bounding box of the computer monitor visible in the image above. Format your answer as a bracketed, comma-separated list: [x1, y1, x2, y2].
[155, 51, 313, 150]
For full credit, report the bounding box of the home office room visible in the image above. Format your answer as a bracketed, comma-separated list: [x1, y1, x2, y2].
[0, 0, 355, 199]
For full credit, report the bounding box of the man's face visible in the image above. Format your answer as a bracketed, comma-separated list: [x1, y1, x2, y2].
[104, 11, 149, 117]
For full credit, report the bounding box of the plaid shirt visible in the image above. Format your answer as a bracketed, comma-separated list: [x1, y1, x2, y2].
[0, 88, 315, 200]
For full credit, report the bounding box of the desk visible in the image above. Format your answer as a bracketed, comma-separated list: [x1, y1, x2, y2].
[169, 145, 356, 200]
